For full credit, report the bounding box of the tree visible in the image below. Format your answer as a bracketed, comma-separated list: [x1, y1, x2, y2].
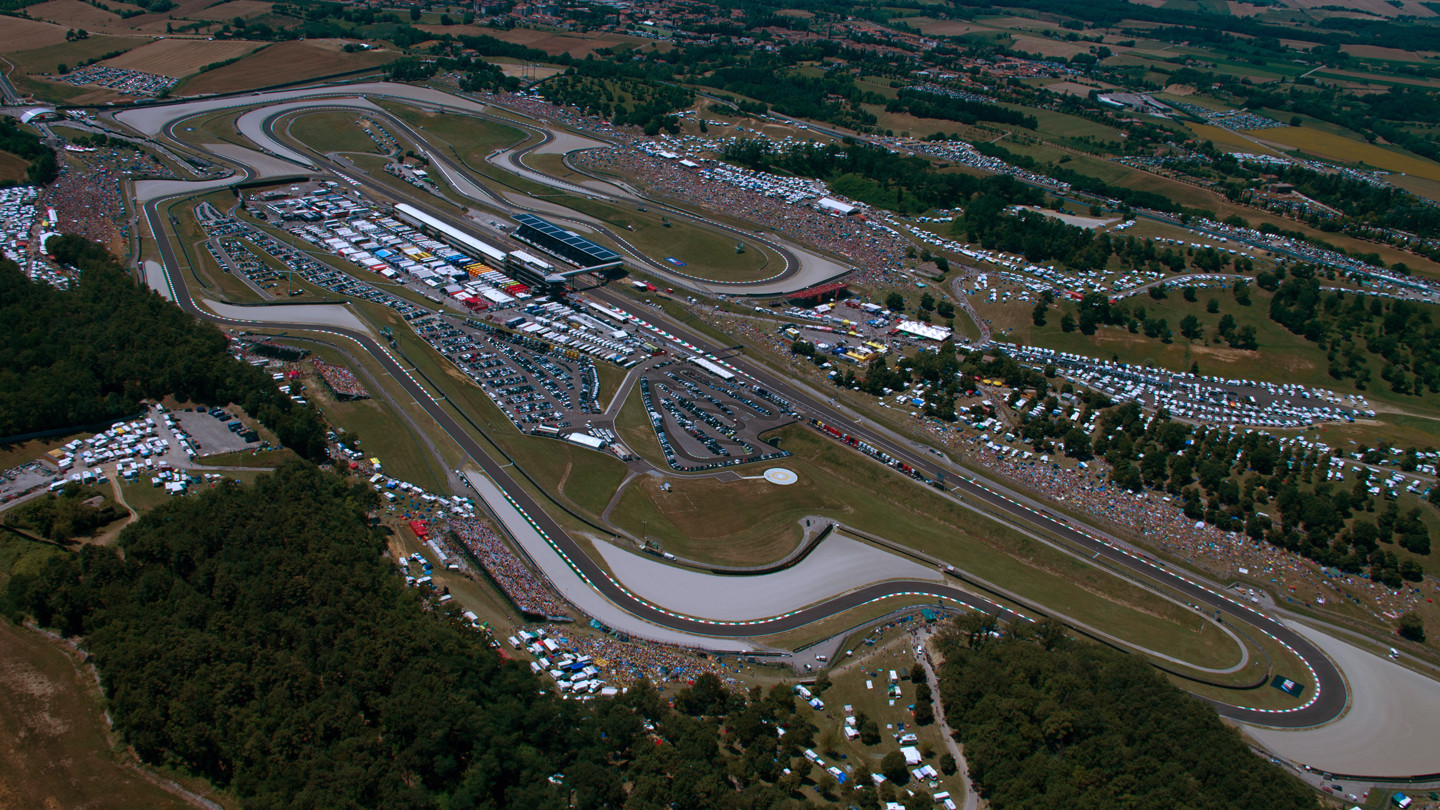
[409, 5, 420, 20]
[1398, 611, 1425, 642]
[1060, 312, 1076, 332]
[1232, 325, 1258, 350]
[1207, 298, 1220, 314]
[1180, 314, 1203, 341]
[858, 712, 881, 745]
[1233, 280, 1252, 306]
[939, 753, 957, 775]
[1032, 298, 1048, 326]
[920, 293, 936, 311]
[880, 750, 909, 784]
[886, 292, 905, 312]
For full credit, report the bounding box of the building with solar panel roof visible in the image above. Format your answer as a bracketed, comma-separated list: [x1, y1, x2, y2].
[511, 213, 624, 276]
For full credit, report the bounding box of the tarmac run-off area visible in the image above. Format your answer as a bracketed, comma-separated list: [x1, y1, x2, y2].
[1243, 619, 1440, 776]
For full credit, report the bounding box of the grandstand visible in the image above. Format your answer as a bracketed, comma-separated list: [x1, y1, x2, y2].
[787, 281, 849, 306]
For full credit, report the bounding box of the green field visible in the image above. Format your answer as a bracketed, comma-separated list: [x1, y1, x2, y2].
[376, 100, 529, 167]
[284, 110, 384, 155]
[608, 402, 1243, 669]
[346, 152, 469, 216]
[546, 194, 781, 283]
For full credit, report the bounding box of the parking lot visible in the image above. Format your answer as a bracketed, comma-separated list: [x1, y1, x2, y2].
[637, 361, 795, 471]
[0, 461, 60, 504]
[53, 65, 176, 97]
[197, 202, 430, 320]
[432, 317, 605, 432]
[1004, 343, 1371, 428]
[171, 409, 257, 457]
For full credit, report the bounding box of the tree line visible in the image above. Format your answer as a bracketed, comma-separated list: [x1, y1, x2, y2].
[539, 60, 694, 135]
[928, 348, 1432, 585]
[0, 242, 325, 459]
[722, 137, 1043, 217]
[887, 87, 1037, 130]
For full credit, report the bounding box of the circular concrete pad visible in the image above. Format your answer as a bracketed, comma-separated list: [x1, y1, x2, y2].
[764, 468, 798, 486]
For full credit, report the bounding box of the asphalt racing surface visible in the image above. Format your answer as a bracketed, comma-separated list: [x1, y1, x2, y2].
[130, 84, 1346, 729]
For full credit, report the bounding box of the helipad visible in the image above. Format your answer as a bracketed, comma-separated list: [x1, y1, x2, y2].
[764, 468, 798, 486]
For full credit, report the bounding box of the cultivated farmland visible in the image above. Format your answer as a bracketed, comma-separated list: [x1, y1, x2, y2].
[100, 37, 263, 78]
[174, 39, 395, 95]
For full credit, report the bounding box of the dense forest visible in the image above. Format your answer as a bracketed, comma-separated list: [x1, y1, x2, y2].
[935, 616, 1318, 810]
[0, 243, 325, 458]
[1270, 166, 1440, 240]
[540, 60, 695, 134]
[8, 463, 838, 810]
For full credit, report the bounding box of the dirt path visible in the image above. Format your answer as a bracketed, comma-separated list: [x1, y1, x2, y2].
[918, 629, 981, 810]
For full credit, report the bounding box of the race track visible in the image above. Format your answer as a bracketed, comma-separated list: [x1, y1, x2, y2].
[119, 79, 1368, 736]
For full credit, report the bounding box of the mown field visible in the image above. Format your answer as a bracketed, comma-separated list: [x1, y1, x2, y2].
[284, 109, 384, 155]
[0, 15, 76, 52]
[5, 33, 140, 77]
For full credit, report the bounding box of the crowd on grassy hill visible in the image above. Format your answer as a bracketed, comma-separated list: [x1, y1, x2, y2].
[42, 146, 174, 251]
[574, 145, 909, 285]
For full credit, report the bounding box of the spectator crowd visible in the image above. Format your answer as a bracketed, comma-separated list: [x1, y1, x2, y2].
[42, 146, 174, 251]
[443, 516, 571, 618]
[310, 358, 369, 400]
[574, 145, 909, 284]
[539, 623, 749, 689]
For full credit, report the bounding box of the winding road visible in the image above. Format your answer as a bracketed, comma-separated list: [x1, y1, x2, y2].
[118, 81, 1358, 733]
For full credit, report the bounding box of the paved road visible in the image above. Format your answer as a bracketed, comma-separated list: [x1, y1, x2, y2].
[1244, 620, 1440, 777]
[591, 530, 944, 621]
[127, 84, 1352, 731]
